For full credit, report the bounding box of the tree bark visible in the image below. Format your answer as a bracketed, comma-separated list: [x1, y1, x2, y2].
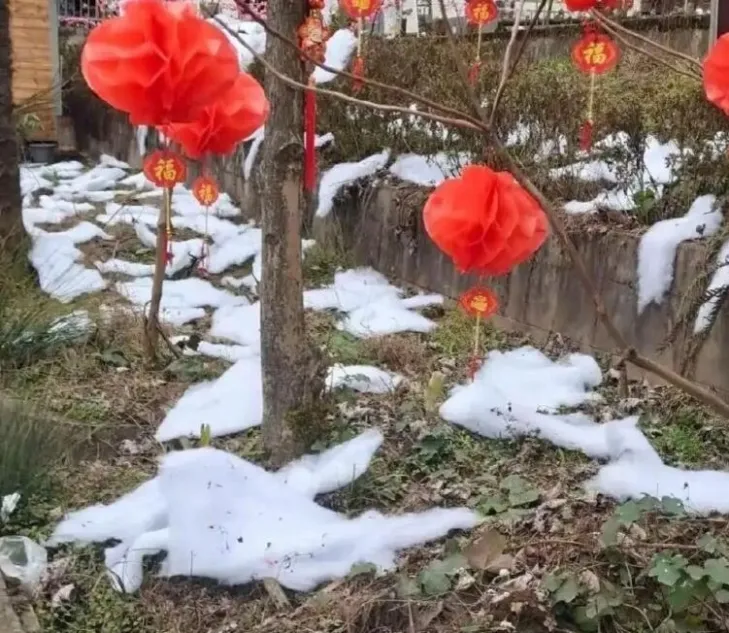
[259, 0, 325, 466]
[0, 0, 23, 251]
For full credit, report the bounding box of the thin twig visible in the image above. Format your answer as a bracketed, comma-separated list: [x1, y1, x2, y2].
[593, 13, 702, 83]
[489, 0, 528, 126]
[212, 15, 484, 133]
[593, 9, 703, 72]
[228, 0, 487, 131]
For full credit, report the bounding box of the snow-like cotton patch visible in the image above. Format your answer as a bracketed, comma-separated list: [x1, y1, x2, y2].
[340, 296, 438, 338]
[312, 28, 357, 84]
[586, 452, 729, 515]
[157, 356, 262, 441]
[327, 365, 404, 393]
[316, 151, 390, 218]
[115, 277, 247, 313]
[49, 436, 478, 593]
[694, 238, 729, 334]
[95, 258, 154, 277]
[206, 226, 262, 274]
[439, 347, 655, 460]
[637, 195, 722, 313]
[133, 223, 205, 277]
[209, 303, 261, 349]
[29, 235, 107, 303]
[389, 152, 470, 187]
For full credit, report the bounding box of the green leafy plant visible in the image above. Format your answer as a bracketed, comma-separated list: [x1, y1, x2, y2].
[477, 475, 540, 524]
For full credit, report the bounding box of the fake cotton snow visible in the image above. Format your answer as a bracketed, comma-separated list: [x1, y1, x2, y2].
[316, 151, 390, 218]
[327, 365, 404, 394]
[637, 195, 722, 314]
[49, 433, 479, 593]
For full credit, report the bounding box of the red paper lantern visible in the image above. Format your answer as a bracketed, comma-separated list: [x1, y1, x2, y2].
[459, 287, 499, 318]
[564, 0, 596, 10]
[423, 165, 548, 276]
[143, 150, 187, 188]
[465, 0, 498, 25]
[572, 32, 619, 75]
[162, 73, 269, 159]
[339, 0, 382, 19]
[704, 35, 729, 118]
[192, 176, 220, 206]
[81, 0, 239, 126]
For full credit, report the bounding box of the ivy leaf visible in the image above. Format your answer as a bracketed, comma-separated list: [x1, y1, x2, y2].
[649, 554, 685, 587]
[543, 572, 565, 593]
[698, 533, 719, 554]
[419, 554, 466, 596]
[660, 496, 686, 516]
[396, 574, 421, 598]
[685, 565, 706, 581]
[666, 579, 697, 613]
[508, 488, 540, 507]
[714, 589, 729, 603]
[704, 558, 729, 585]
[614, 500, 641, 525]
[600, 517, 620, 547]
[553, 576, 580, 604]
[348, 562, 377, 578]
[478, 495, 508, 515]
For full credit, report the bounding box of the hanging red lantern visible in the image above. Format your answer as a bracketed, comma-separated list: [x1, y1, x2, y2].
[465, 0, 498, 24]
[81, 0, 239, 126]
[423, 165, 548, 277]
[564, 0, 596, 10]
[704, 35, 729, 118]
[192, 176, 220, 207]
[339, 0, 382, 19]
[465, 0, 497, 84]
[340, 0, 382, 93]
[162, 73, 270, 160]
[571, 29, 619, 150]
[571, 31, 620, 74]
[143, 150, 187, 188]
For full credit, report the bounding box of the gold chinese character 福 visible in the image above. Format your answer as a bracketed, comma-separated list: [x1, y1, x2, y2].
[471, 295, 490, 313]
[473, 5, 491, 21]
[154, 159, 178, 184]
[352, 0, 370, 11]
[198, 184, 215, 205]
[583, 42, 607, 66]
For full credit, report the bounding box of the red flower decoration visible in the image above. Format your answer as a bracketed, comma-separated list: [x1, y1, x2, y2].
[423, 165, 548, 276]
[339, 0, 382, 19]
[162, 73, 269, 159]
[81, 0, 239, 126]
[704, 35, 729, 118]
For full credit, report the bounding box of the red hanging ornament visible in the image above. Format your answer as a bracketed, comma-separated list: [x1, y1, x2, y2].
[298, 1, 331, 193]
[81, 0, 239, 126]
[339, 0, 382, 19]
[571, 28, 619, 151]
[564, 0, 596, 10]
[143, 150, 187, 188]
[340, 0, 382, 92]
[464, 0, 497, 86]
[192, 175, 220, 207]
[459, 287, 499, 318]
[423, 165, 548, 277]
[162, 73, 269, 160]
[704, 34, 729, 118]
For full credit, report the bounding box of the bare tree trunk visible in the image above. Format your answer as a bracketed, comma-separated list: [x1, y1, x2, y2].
[144, 188, 170, 363]
[0, 0, 23, 251]
[259, 0, 325, 466]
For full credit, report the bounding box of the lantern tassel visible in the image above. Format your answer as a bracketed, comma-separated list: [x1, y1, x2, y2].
[580, 68, 597, 151]
[304, 78, 317, 192]
[352, 18, 364, 93]
[467, 313, 482, 380]
[469, 25, 483, 86]
[164, 187, 173, 264]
